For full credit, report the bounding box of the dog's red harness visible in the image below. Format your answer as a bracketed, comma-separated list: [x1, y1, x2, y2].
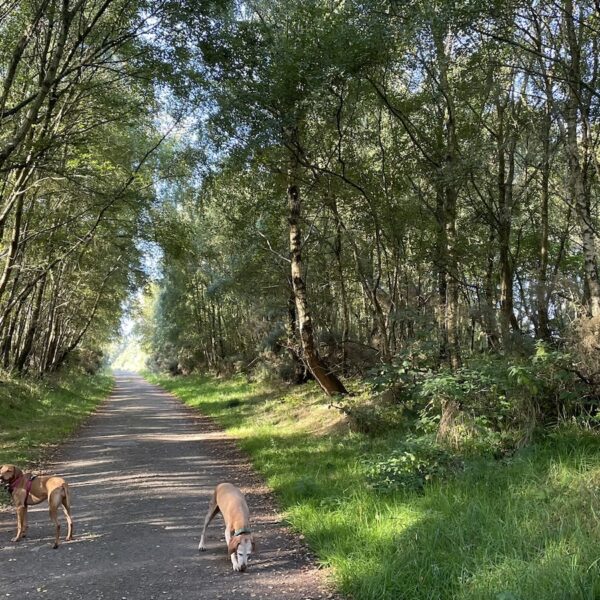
[24, 476, 35, 506]
[8, 474, 36, 505]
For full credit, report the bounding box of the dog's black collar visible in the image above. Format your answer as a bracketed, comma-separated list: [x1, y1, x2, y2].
[234, 528, 251, 536]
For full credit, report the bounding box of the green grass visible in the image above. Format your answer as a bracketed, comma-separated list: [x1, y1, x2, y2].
[148, 373, 600, 600]
[0, 369, 113, 468]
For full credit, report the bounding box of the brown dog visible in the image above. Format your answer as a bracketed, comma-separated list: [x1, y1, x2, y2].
[198, 482, 255, 571]
[1, 464, 73, 548]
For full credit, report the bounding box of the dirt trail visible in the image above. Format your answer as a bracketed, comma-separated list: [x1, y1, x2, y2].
[0, 372, 337, 599]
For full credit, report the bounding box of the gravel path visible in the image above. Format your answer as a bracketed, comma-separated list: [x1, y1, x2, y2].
[0, 372, 338, 600]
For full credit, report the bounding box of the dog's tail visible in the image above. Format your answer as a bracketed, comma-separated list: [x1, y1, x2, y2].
[61, 482, 72, 513]
[61, 481, 74, 540]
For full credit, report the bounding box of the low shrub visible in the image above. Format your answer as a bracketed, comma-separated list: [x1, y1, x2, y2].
[413, 343, 592, 452]
[364, 437, 459, 493]
[330, 393, 408, 435]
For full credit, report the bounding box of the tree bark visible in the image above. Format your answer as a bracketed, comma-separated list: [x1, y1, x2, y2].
[537, 108, 552, 339]
[286, 282, 311, 384]
[434, 27, 461, 370]
[484, 220, 499, 349]
[435, 188, 449, 364]
[15, 273, 46, 372]
[287, 133, 347, 396]
[496, 98, 520, 344]
[334, 218, 350, 374]
[0, 194, 24, 302]
[563, 0, 600, 317]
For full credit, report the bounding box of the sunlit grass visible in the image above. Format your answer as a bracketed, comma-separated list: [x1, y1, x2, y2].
[149, 373, 600, 600]
[0, 370, 112, 468]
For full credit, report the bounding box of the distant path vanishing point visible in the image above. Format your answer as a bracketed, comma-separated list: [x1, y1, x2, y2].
[0, 372, 337, 600]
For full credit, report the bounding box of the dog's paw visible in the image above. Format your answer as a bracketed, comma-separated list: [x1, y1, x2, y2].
[11, 536, 21, 543]
[198, 544, 206, 552]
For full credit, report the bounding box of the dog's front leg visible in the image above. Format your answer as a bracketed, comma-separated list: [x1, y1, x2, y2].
[230, 552, 241, 572]
[226, 528, 241, 571]
[12, 506, 26, 542]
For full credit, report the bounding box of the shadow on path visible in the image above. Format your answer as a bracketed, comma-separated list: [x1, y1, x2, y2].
[0, 372, 336, 600]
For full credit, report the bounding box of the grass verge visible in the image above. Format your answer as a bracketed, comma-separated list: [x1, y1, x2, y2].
[148, 373, 600, 600]
[0, 369, 112, 469]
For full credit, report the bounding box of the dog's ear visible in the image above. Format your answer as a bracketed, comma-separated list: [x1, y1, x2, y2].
[228, 536, 241, 555]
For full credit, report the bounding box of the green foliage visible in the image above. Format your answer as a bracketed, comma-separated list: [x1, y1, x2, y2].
[418, 361, 514, 431]
[109, 334, 149, 372]
[0, 0, 171, 374]
[367, 351, 435, 392]
[141, 0, 600, 414]
[410, 347, 588, 450]
[364, 437, 458, 493]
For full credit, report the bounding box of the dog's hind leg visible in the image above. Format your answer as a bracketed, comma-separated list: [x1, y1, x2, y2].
[48, 489, 62, 549]
[198, 497, 220, 551]
[61, 483, 73, 541]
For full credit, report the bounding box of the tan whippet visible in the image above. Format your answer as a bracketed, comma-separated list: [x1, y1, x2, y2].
[198, 482, 255, 571]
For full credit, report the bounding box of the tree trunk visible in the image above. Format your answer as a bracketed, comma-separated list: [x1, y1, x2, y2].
[287, 135, 347, 396]
[445, 186, 461, 370]
[334, 222, 350, 374]
[0, 194, 24, 302]
[286, 282, 311, 384]
[15, 273, 46, 373]
[484, 220, 499, 349]
[1, 313, 17, 369]
[435, 189, 449, 364]
[563, 0, 600, 317]
[434, 27, 461, 370]
[537, 108, 552, 339]
[496, 99, 520, 344]
[327, 197, 351, 373]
